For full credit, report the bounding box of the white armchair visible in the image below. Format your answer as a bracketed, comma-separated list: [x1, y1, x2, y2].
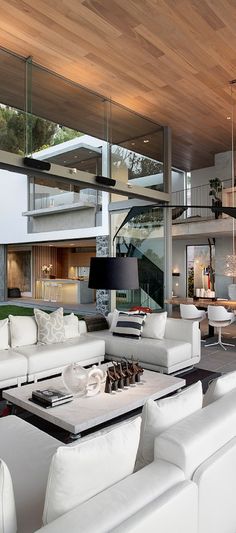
[206, 305, 235, 350]
[180, 304, 206, 343]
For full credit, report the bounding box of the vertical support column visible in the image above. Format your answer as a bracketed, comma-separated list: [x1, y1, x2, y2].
[95, 236, 110, 314]
[0, 245, 7, 302]
[25, 56, 33, 157]
[163, 126, 172, 309]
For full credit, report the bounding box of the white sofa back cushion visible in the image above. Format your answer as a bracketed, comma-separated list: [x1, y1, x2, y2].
[0, 319, 9, 350]
[43, 417, 141, 525]
[9, 315, 37, 348]
[63, 314, 80, 339]
[34, 308, 65, 345]
[0, 459, 17, 533]
[135, 381, 203, 470]
[141, 312, 167, 339]
[203, 370, 236, 407]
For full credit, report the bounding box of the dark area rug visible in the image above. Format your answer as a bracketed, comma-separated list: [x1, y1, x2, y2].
[179, 367, 221, 394]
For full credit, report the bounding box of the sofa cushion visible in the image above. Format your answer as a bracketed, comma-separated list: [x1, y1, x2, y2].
[63, 314, 79, 339]
[9, 315, 37, 348]
[34, 308, 65, 344]
[0, 349, 27, 381]
[141, 312, 167, 340]
[0, 319, 9, 350]
[135, 381, 203, 470]
[84, 314, 109, 332]
[35, 461, 185, 533]
[0, 459, 17, 533]
[0, 416, 61, 533]
[43, 417, 141, 524]
[88, 330, 192, 368]
[15, 336, 105, 375]
[113, 313, 146, 339]
[203, 370, 236, 407]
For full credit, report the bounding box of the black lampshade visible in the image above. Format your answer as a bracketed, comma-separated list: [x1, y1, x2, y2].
[88, 257, 139, 290]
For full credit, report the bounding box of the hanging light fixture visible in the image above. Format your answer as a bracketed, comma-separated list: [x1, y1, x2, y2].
[225, 80, 236, 277]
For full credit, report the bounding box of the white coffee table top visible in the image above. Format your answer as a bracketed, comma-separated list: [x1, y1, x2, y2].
[3, 371, 185, 435]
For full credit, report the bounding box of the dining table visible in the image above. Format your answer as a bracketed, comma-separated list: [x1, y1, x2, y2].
[165, 297, 236, 338]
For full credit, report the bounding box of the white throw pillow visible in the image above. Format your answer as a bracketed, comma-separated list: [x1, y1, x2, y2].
[0, 459, 17, 533]
[63, 313, 80, 339]
[141, 312, 167, 339]
[43, 417, 141, 524]
[0, 319, 9, 350]
[135, 381, 203, 470]
[34, 307, 65, 344]
[113, 313, 146, 338]
[9, 315, 37, 348]
[109, 309, 140, 332]
[203, 371, 236, 407]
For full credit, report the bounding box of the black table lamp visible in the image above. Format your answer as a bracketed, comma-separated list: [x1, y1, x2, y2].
[88, 257, 139, 289]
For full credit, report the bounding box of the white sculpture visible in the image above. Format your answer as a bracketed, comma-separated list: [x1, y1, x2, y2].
[62, 363, 106, 397]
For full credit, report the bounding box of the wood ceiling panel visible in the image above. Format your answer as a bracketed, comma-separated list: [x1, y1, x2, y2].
[0, 0, 236, 170]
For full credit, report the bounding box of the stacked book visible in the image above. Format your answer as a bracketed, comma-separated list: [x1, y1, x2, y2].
[31, 388, 73, 408]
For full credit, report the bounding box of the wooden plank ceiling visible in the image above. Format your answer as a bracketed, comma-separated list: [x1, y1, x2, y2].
[0, 0, 236, 170]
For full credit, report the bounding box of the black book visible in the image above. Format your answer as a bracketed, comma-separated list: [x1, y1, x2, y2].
[32, 388, 73, 405]
[29, 396, 73, 408]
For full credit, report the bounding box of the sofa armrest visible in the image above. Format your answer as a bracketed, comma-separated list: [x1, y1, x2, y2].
[164, 318, 200, 358]
[34, 460, 184, 533]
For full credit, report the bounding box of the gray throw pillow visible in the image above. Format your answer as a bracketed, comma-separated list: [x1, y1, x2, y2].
[84, 314, 109, 332]
[34, 307, 65, 344]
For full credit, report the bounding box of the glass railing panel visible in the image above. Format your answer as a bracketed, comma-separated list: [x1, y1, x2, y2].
[0, 49, 26, 155]
[110, 101, 164, 191]
[112, 205, 164, 310]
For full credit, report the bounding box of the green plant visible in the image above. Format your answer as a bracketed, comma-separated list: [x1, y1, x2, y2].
[209, 178, 222, 198]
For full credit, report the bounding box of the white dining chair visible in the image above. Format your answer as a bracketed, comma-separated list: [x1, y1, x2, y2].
[180, 304, 207, 342]
[206, 305, 235, 350]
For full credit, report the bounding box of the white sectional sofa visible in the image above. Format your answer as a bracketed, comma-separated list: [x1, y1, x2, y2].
[85, 314, 201, 374]
[2, 372, 236, 533]
[0, 314, 105, 389]
[0, 311, 200, 389]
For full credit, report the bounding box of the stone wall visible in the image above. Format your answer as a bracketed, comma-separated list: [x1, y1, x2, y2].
[96, 235, 110, 314]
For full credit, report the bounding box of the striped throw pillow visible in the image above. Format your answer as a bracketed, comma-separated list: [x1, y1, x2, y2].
[113, 313, 146, 338]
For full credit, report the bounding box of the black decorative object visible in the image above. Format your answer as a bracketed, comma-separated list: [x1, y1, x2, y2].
[104, 359, 144, 394]
[88, 257, 139, 290]
[95, 175, 116, 187]
[23, 157, 51, 171]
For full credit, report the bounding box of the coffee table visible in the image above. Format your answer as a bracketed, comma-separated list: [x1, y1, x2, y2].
[3, 370, 185, 439]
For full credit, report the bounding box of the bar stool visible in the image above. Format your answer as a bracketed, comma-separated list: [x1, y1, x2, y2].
[43, 281, 51, 301]
[50, 282, 63, 302]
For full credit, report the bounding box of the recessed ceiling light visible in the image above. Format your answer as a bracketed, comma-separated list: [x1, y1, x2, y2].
[143, 139, 149, 143]
[131, 142, 135, 146]
[74, 155, 78, 158]
[227, 116, 231, 120]
[70, 243, 75, 246]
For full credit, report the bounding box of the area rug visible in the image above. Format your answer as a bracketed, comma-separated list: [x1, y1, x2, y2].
[179, 367, 221, 394]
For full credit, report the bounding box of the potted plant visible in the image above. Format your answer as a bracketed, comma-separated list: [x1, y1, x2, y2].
[209, 178, 222, 219]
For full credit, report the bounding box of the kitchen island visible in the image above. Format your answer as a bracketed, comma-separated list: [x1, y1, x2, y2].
[36, 278, 94, 304]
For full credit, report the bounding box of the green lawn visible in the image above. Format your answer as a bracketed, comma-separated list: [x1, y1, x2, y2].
[0, 305, 83, 320]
